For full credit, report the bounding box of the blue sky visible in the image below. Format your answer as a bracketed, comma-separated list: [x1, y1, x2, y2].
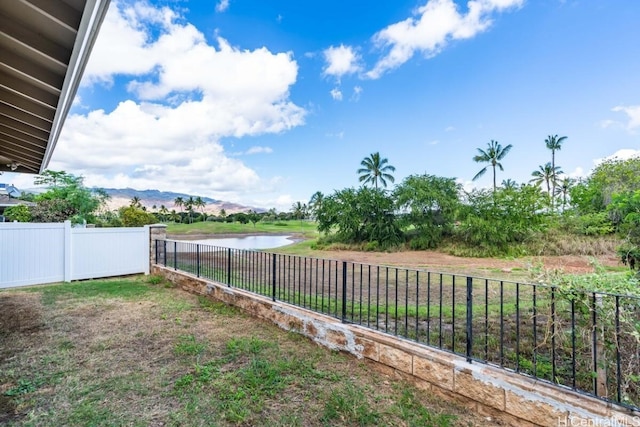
[7, 0, 640, 210]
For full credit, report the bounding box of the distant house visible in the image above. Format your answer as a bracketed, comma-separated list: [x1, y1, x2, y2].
[0, 184, 33, 221]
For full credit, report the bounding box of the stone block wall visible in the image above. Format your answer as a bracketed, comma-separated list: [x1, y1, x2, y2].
[152, 265, 640, 427]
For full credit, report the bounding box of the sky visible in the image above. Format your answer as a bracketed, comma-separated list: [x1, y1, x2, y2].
[5, 0, 640, 210]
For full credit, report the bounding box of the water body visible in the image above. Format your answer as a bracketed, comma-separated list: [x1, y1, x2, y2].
[187, 235, 294, 250]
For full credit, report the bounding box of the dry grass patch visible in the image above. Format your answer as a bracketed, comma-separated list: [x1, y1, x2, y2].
[1, 276, 503, 426]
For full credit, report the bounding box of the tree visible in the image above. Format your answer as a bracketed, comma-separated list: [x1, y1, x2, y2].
[308, 191, 324, 220]
[159, 205, 168, 222]
[456, 186, 547, 254]
[315, 187, 402, 248]
[291, 201, 307, 221]
[174, 197, 184, 217]
[357, 152, 396, 189]
[34, 170, 75, 188]
[472, 140, 513, 191]
[3, 204, 31, 222]
[185, 196, 195, 223]
[130, 196, 142, 208]
[247, 209, 260, 227]
[530, 162, 563, 200]
[169, 210, 180, 223]
[545, 135, 567, 209]
[394, 174, 461, 249]
[501, 179, 519, 190]
[571, 156, 640, 213]
[31, 171, 108, 224]
[119, 206, 156, 227]
[195, 196, 206, 220]
[554, 177, 575, 212]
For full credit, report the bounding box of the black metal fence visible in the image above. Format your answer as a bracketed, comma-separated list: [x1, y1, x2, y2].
[156, 239, 640, 410]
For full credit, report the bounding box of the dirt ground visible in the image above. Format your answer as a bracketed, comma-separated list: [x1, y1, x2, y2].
[310, 249, 621, 274]
[0, 279, 504, 426]
[170, 233, 622, 276]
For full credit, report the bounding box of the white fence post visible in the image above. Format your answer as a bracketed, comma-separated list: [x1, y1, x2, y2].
[64, 220, 72, 282]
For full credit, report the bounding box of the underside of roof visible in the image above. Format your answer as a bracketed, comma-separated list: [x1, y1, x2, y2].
[0, 0, 111, 174]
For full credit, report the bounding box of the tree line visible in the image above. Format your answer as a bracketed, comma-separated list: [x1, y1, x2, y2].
[309, 137, 640, 269]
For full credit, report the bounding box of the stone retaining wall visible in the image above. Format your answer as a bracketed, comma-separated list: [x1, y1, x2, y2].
[152, 264, 640, 427]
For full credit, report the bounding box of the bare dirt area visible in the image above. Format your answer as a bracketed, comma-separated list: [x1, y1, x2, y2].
[311, 249, 621, 275]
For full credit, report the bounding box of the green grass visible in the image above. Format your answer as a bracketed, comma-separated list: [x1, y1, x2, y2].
[28, 278, 153, 305]
[0, 276, 478, 426]
[166, 220, 319, 238]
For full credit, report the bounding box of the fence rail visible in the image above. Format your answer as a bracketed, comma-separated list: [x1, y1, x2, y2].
[156, 239, 640, 410]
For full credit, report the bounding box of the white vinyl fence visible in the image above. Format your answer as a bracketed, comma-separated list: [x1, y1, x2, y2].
[0, 221, 150, 288]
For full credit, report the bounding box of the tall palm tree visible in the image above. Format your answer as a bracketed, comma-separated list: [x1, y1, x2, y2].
[130, 196, 141, 208]
[174, 197, 184, 213]
[195, 196, 205, 213]
[357, 152, 396, 189]
[530, 162, 563, 198]
[472, 140, 513, 191]
[185, 196, 195, 223]
[545, 135, 567, 209]
[554, 177, 575, 212]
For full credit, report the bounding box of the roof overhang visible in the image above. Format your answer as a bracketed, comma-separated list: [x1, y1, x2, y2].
[0, 0, 111, 174]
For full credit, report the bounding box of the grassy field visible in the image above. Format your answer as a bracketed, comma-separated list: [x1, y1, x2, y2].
[0, 276, 497, 426]
[166, 220, 318, 239]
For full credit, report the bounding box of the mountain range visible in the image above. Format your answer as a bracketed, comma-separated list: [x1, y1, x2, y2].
[99, 188, 256, 214]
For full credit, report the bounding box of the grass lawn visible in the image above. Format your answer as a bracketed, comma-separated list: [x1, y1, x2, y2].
[0, 276, 495, 426]
[166, 220, 318, 239]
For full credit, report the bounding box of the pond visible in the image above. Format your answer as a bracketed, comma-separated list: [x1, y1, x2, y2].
[183, 235, 295, 250]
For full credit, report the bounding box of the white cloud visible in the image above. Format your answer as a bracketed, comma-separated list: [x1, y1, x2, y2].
[330, 87, 343, 101]
[367, 0, 524, 79]
[612, 105, 640, 131]
[245, 146, 273, 155]
[322, 44, 362, 80]
[429, 140, 440, 145]
[216, 0, 230, 13]
[326, 131, 345, 139]
[53, 1, 305, 204]
[445, 125, 455, 132]
[351, 85, 363, 101]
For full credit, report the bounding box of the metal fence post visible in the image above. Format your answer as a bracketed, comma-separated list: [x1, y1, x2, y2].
[173, 241, 177, 271]
[342, 261, 347, 322]
[272, 253, 277, 302]
[196, 244, 200, 278]
[227, 247, 232, 287]
[466, 276, 473, 363]
[163, 240, 167, 266]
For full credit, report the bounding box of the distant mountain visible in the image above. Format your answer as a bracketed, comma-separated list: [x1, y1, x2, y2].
[98, 188, 258, 214]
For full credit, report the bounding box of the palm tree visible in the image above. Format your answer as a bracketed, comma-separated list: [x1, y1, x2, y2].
[309, 191, 324, 219]
[195, 196, 205, 213]
[174, 197, 184, 223]
[291, 201, 307, 221]
[159, 205, 168, 222]
[185, 196, 195, 223]
[501, 179, 518, 190]
[545, 135, 567, 209]
[130, 196, 141, 208]
[169, 210, 180, 223]
[472, 140, 513, 191]
[357, 152, 396, 189]
[530, 162, 563, 199]
[554, 177, 575, 212]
